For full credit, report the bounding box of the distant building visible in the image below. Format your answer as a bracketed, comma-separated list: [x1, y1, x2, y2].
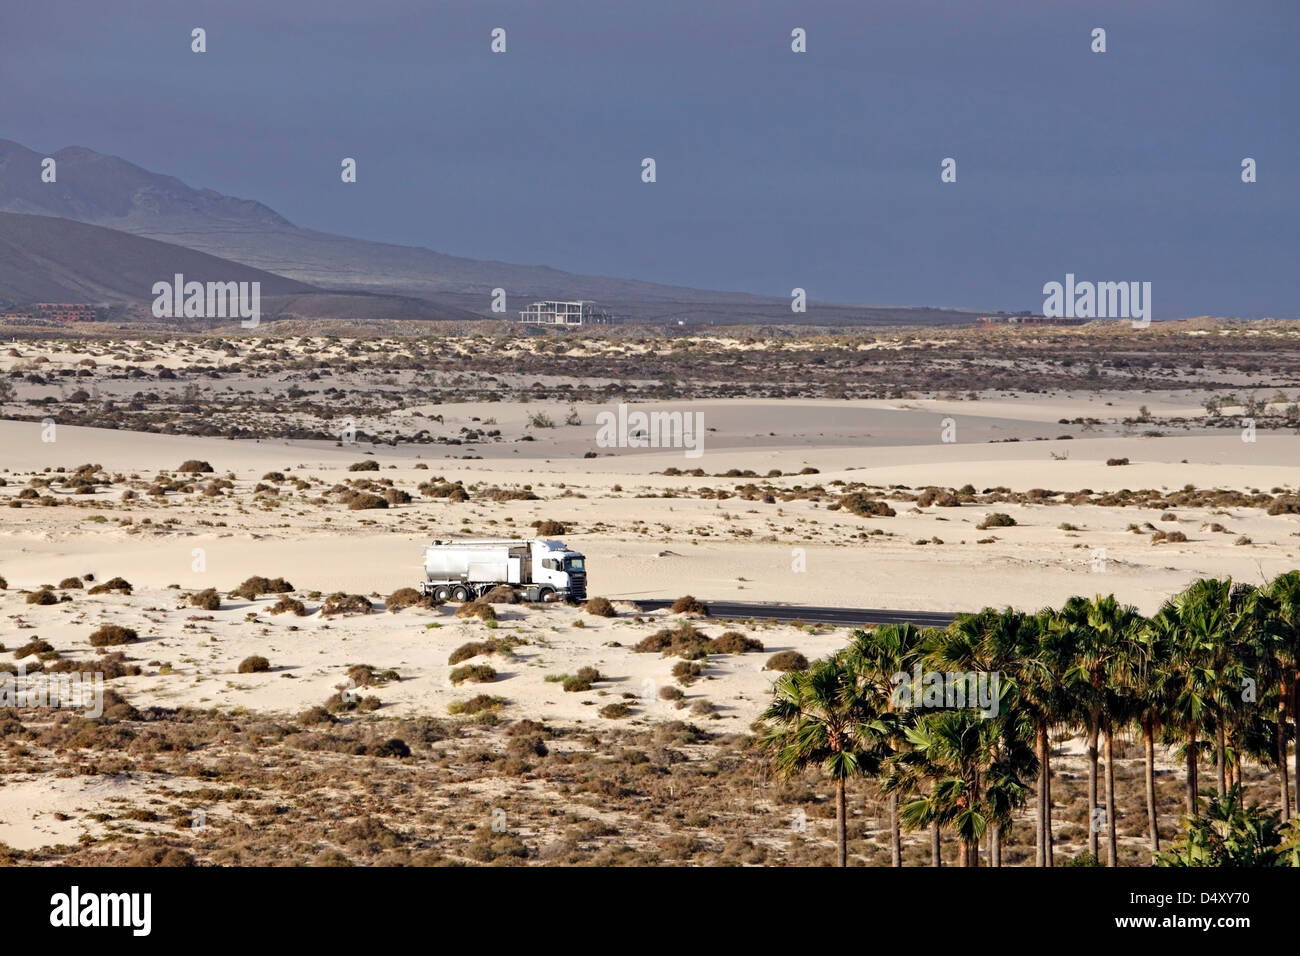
[518, 300, 613, 326]
[977, 314, 1087, 327]
[6, 303, 99, 323]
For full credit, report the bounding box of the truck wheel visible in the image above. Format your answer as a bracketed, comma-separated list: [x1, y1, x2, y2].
[433, 586, 452, 602]
[453, 585, 473, 602]
[537, 586, 555, 603]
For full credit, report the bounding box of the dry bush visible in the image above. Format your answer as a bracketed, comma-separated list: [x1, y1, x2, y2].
[190, 588, 221, 611]
[177, 460, 214, 473]
[1267, 497, 1300, 516]
[634, 622, 710, 659]
[916, 488, 960, 507]
[270, 596, 307, 616]
[321, 593, 373, 616]
[455, 601, 497, 622]
[659, 685, 685, 701]
[26, 588, 58, 605]
[765, 651, 809, 672]
[479, 585, 519, 604]
[977, 513, 1016, 530]
[1151, 529, 1188, 544]
[13, 638, 53, 659]
[87, 576, 133, 595]
[58, 576, 83, 589]
[1106, 458, 1130, 466]
[670, 594, 709, 615]
[448, 694, 505, 715]
[344, 491, 388, 510]
[582, 597, 616, 617]
[599, 702, 632, 719]
[387, 587, 436, 611]
[0, 576, 6, 589]
[837, 493, 896, 518]
[672, 660, 703, 684]
[348, 460, 380, 472]
[562, 666, 602, 692]
[238, 655, 271, 673]
[709, 631, 764, 654]
[89, 624, 137, 646]
[532, 519, 568, 535]
[346, 664, 399, 687]
[383, 488, 411, 506]
[450, 664, 497, 685]
[229, 576, 294, 600]
[46, 651, 141, 679]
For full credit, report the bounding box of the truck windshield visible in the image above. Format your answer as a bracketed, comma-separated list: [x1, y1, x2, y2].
[565, 557, 585, 571]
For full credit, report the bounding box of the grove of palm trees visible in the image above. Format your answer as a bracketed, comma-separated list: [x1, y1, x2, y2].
[759, 571, 1300, 867]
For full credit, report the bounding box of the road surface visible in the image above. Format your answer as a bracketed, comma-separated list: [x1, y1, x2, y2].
[632, 600, 959, 628]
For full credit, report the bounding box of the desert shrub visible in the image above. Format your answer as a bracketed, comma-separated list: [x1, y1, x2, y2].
[297, 706, 337, 726]
[449, 642, 489, 665]
[270, 596, 307, 616]
[837, 492, 896, 518]
[369, 738, 410, 758]
[690, 699, 716, 717]
[383, 487, 411, 506]
[450, 664, 496, 685]
[387, 587, 436, 611]
[582, 597, 616, 617]
[479, 585, 519, 604]
[634, 622, 710, 659]
[1236, 536, 1253, 546]
[1161, 512, 1178, 522]
[87, 576, 132, 595]
[1152, 530, 1188, 544]
[447, 694, 505, 715]
[47, 651, 140, 679]
[599, 702, 632, 719]
[766, 651, 809, 672]
[345, 492, 388, 510]
[229, 576, 294, 600]
[89, 624, 137, 646]
[13, 638, 53, 659]
[321, 593, 373, 616]
[348, 460, 380, 472]
[672, 660, 703, 684]
[916, 488, 960, 507]
[670, 594, 709, 615]
[238, 655, 271, 673]
[177, 460, 214, 473]
[532, 519, 568, 535]
[26, 588, 58, 605]
[1267, 497, 1300, 516]
[346, 664, 399, 687]
[58, 576, 83, 589]
[0, 576, 6, 589]
[659, 685, 685, 701]
[1106, 458, 1130, 466]
[977, 513, 1017, 530]
[455, 600, 497, 622]
[562, 666, 602, 692]
[709, 630, 764, 654]
[190, 588, 221, 611]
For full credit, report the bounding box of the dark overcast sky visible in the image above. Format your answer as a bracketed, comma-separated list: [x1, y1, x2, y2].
[1, 0, 1296, 317]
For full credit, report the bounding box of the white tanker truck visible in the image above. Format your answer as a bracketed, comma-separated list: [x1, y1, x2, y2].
[419, 538, 587, 603]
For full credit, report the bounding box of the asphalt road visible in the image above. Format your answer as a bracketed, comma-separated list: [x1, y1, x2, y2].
[633, 600, 959, 629]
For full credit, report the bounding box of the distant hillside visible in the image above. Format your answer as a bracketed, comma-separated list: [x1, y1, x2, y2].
[0, 138, 980, 325]
[0, 212, 476, 321]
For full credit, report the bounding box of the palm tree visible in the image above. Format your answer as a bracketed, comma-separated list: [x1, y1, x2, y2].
[929, 607, 1042, 864]
[1118, 610, 1178, 855]
[848, 622, 928, 866]
[759, 651, 886, 866]
[1266, 570, 1300, 819]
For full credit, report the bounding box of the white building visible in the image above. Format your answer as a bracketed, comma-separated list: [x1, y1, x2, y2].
[518, 300, 612, 326]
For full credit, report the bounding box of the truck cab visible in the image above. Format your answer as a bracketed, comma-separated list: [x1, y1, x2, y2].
[534, 540, 587, 601]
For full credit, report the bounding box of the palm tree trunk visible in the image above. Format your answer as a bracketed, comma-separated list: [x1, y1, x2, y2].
[1280, 690, 1292, 822]
[835, 778, 847, 867]
[1216, 709, 1227, 795]
[1293, 679, 1300, 818]
[1186, 737, 1199, 814]
[990, 824, 1001, 867]
[1087, 720, 1100, 858]
[1046, 741, 1055, 868]
[1104, 722, 1118, 866]
[1144, 718, 1160, 853]
[889, 792, 902, 866]
[1036, 721, 1050, 867]
[930, 820, 941, 867]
